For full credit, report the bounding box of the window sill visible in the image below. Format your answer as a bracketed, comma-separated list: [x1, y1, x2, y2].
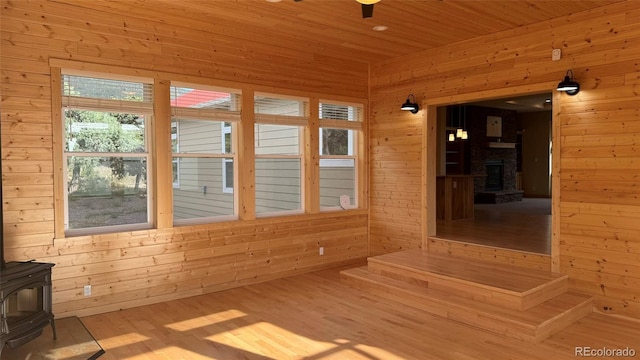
[64, 223, 153, 238]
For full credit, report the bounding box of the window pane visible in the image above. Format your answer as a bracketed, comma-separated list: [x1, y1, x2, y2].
[171, 122, 178, 153]
[173, 157, 234, 220]
[65, 110, 146, 153]
[62, 74, 151, 102]
[319, 103, 361, 122]
[172, 118, 235, 222]
[320, 128, 350, 156]
[67, 156, 148, 229]
[256, 158, 300, 213]
[255, 96, 304, 116]
[173, 119, 226, 155]
[172, 159, 179, 186]
[320, 159, 355, 208]
[223, 122, 232, 155]
[254, 124, 299, 155]
[171, 86, 235, 110]
[224, 159, 233, 190]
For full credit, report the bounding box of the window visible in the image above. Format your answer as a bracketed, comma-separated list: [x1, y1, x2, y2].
[222, 122, 233, 193]
[254, 94, 307, 215]
[61, 73, 153, 235]
[171, 122, 180, 188]
[319, 101, 362, 209]
[56, 64, 367, 237]
[170, 83, 240, 224]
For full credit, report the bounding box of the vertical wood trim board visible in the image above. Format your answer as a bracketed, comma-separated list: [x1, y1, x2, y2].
[50, 67, 65, 240]
[153, 79, 173, 229]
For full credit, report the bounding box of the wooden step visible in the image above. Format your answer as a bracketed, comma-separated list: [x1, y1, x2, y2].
[367, 249, 567, 310]
[341, 266, 593, 343]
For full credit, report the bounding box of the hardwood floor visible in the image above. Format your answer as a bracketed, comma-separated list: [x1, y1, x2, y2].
[81, 263, 639, 360]
[436, 198, 551, 254]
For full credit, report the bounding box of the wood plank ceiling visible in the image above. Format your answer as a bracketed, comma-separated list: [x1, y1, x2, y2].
[51, 0, 623, 64]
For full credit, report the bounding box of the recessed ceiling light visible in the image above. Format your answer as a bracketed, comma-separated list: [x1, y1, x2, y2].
[373, 25, 388, 32]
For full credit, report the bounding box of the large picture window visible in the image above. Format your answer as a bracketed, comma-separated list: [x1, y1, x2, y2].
[170, 83, 240, 224]
[62, 73, 153, 235]
[319, 102, 362, 210]
[254, 94, 307, 215]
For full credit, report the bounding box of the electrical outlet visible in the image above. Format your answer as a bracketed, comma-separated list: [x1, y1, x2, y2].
[84, 285, 91, 296]
[552, 48, 561, 61]
[319, 247, 324, 256]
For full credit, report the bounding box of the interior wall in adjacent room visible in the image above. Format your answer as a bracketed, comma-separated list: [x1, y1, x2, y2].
[518, 111, 552, 198]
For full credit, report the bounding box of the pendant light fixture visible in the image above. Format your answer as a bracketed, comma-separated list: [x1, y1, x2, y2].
[456, 105, 463, 138]
[461, 105, 469, 139]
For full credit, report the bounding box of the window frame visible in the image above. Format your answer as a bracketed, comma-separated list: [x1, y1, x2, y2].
[170, 82, 241, 226]
[51, 60, 367, 240]
[318, 100, 364, 211]
[254, 93, 308, 217]
[59, 70, 154, 237]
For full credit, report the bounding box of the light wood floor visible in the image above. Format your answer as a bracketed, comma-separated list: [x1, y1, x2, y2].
[81, 263, 640, 360]
[436, 198, 551, 254]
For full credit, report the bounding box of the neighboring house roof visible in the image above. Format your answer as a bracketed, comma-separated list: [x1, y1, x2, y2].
[171, 89, 230, 109]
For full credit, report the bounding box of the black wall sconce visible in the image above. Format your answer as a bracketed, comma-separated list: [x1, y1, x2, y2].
[557, 70, 580, 95]
[401, 94, 420, 114]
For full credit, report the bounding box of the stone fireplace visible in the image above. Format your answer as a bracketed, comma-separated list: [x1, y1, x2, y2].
[465, 105, 523, 203]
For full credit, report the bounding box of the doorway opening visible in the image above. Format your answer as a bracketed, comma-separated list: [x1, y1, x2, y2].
[433, 93, 553, 254]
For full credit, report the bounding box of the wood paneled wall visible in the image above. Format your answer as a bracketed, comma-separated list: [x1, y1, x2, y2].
[1, 0, 368, 317]
[369, 1, 640, 319]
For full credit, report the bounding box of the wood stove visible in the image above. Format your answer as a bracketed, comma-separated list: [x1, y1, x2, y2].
[0, 261, 56, 356]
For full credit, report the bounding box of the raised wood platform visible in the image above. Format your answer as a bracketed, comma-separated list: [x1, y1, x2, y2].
[341, 249, 593, 343]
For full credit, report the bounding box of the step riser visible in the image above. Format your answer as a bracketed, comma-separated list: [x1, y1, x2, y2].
[342, 270, 593, 343]
[368, 259, 568, 311]
[521, 278, 569, 311]
[534, 299, 593, 342]
[342, 271, 537, 342]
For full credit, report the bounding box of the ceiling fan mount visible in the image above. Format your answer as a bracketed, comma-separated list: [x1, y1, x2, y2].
[293, 0, 381, 19]
[356, 0, 380, 18]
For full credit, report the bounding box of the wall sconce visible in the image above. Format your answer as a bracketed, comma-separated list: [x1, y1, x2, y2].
[557, 70, 580, 95]
[401, 94, 420, 114]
